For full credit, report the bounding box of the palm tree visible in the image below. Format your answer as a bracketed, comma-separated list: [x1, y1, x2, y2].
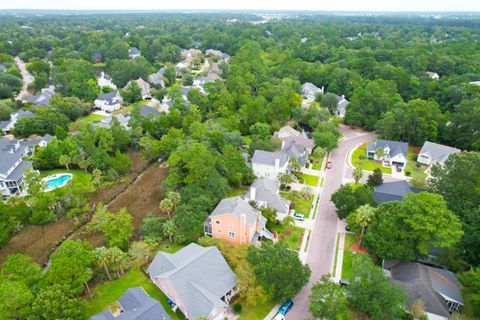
[92, 169, 102, 186]
[109, 247, 128, 278]
[375, 148, 385, 161]
[78, 159, 90, 173]
[59, 155, 71, 171]
[353, 167, 363, 184]
[95, 246, 113, 281]
[159, 198, 174, 220]
[353, 204, 376, 248]
[166, 191, 181, 211]
[162, 220, 176, 243]
[278, 173, 294, 186]
[289, 157, 301, 172]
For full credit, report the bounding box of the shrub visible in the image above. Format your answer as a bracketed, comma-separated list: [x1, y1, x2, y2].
[233, 303, 242, 313]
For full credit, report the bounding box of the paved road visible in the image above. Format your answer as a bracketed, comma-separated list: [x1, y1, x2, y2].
[286, 126, 375, 320]
[14, 56, 34, 101]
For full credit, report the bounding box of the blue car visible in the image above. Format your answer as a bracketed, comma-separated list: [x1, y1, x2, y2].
[278, 299, 294, 315]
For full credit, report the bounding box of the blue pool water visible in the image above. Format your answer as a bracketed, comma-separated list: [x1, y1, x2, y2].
[44, 174, 72, 191]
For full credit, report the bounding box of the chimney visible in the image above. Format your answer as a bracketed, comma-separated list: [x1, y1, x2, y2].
[250, 186, 256, 201]
[275, 158, 280, 170]
[342, 94, 345, 99]
[240, 213, 247, 244]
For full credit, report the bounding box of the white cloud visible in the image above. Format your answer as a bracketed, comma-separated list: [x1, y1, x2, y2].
[1, 0, 479, 11]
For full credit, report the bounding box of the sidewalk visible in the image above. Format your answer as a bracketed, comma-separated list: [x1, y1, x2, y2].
[264, 305, 280, 320]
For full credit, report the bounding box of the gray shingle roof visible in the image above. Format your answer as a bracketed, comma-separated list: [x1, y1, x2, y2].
[373, 181, 422, 204]
[210, 196, 260, 229]
[96, 91, 120, 105]
[91, 287, 170, 320]
[386, 261, 463, 317]
[129, 47, 141, 55]
[252, 150, 288, 167]
[282, 141, 309, 166]
[245, 178, 290, 216]
[419, 141, 461, 165]
[0, 139, 27, 176]
[367, 139, 408, 159]
[147, 243, 236, 320]
[140, 105, 161, 117]
[6, 160, 32, 181]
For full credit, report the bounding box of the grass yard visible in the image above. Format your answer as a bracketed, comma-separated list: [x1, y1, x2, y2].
[225, 186, 248, 197]
[86, 268, 184, 319]
[280, 191, 313, 218]
[271, 225, 305, 250]
[69, 113, 105, 131]
[295, 173, 320, 186]
[236, 297, 278, 320]
[351, 143, 392, 174]
[405, 148, 428, 186]
[40, 169, 92, 185]
[312, 163, 322, 170]
[341, 233, 357, 280]
[333, 233, 340, 276]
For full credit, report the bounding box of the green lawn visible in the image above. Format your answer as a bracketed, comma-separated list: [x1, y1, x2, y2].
[271, 225, 305, 250]
[86, 268, 184, 319]
[312, 163, 322, 170]
[70, 114, 105, 131]
[341, 233, 357, 280]
[93, 62, 106, 68]
[236, 297, 278, 320]
[280, 191, 313, 218]
[405, 148, 428, 186]
[333, 233, 340, 276]
[40, 169, 92, 185]
[351, 143, 392, 174]
[225, 186, 248, 197]
[295, 173, 320, 186]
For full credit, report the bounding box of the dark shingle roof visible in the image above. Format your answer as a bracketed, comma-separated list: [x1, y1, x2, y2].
[140, 105, 161, 117]
[373, 180, 422, 204]
[367, 139, 408, 159]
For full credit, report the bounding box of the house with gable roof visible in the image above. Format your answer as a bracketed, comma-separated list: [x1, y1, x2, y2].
[91, 287, 170, 320]
[124, 78, 151, 100]
[417, 141, 460, 168]
[251, 150, 289, 179]
[335, 94, 349, 118]
[367, 139, 409, 169]
[244, 177, 291, 221]
[204, 196, 275, 244]
[25, 85, 56, 109]
[94, 90, 123, 113]
[148, 67, 167, 88]
[128, 47, 141, 59]
[147, 243, 237, 320]
[372, 180, 422, 204]
[300, 82, 324, 101]
[0, 110, 35, 135]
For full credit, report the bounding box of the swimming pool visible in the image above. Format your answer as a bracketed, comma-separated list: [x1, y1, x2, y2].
[43, 173, 73, 191]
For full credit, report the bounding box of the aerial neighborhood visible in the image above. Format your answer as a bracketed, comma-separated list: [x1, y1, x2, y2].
[0, 7, 479, 320]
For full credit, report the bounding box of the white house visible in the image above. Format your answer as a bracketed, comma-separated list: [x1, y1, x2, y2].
[335, 95, 349, 118]
[128, 47, 141, 59]
[147, 67, 167, 88]
[417, 141, 460, 167]
[251, 150, 289, 179]
[300, 82, 324, 101]
[0, 110, 35, 135]
[367, 139, 409, 169]
[94, 90, 123, 113]
[97, 72, 117, 89]
[244, 177, 291, 221]
[426, 71, 440, 80]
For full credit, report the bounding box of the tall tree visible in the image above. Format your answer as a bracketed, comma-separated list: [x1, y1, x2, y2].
[310, 274, 348, 319]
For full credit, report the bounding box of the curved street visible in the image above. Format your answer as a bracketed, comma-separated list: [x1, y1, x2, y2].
[286, 126, 375, 320]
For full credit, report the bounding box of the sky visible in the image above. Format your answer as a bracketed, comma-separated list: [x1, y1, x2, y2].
[1, 0, 479, 12]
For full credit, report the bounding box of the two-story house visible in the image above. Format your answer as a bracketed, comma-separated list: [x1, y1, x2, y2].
[0, 110, 35, 135]
[417, 141, 460, 168]
[251, 150, 289, 180]
[124, 78, 151, 100]
[204, 196, 275, 245]
[94, 90, 123, 113]
[367, 139, 409, 170]
[244, 177, 291, 221]
[300, 82, 324, 101]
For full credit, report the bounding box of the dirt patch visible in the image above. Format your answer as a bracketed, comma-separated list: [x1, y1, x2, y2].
[0, 217, 74, 266]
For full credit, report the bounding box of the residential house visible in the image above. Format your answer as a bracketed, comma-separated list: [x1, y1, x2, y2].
[181, 48, 202, 60]
[91, 287, 170, 320]
[124, 78, 151, 100]
[180, 86, 191, 102]
[205, 49, 230, 61]
[148, 67, 167, 88]
[372, 180, 422, 204]
[206, 63, 222, 81]
[159, 99, 172, 114]
[1, 135, 52, 200]
[0, 110, 35, 135]
[417, 141, 460, 167]
[93, 114, 130, 130]
[335, 95, 349, 118]
[251, 150, 289, 179]
[300, 82, 324, 101]
[367, 139, 409, 169]
[274, 125, 314, 168]
[26, 85, 56, 108]
[147, 243, 237, 320]
[426, 71, 440, 80]
[94, 90, 123, 113]
[97, 72, 117, 90]
[204, 196, 275, 244]
[384, 261, 463, 319]
[244, 177, 291, 221]
[139, 105, 161, 117]
[128, 47, 141, 59]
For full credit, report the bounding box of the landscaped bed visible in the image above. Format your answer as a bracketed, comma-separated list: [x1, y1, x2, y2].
[86, 267, 184, 320]
[351, 143, 392, 174]
[280, 191, 313, 218]
[295, 173, 320, 186]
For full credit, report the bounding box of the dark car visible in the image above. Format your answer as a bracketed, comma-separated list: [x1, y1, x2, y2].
[339, 279, 350, 286]
[396, 165, 402, 172]
[345, 225, 351, 232]
[326, 161, 332, 169]
[278, 299, 294, 315]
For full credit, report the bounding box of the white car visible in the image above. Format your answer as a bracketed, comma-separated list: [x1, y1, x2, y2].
[292, 213, 305, 221]
[273, 314, 285, 320]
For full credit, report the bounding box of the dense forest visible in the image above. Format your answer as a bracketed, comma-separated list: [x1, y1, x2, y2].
[0, 12, 480, 320]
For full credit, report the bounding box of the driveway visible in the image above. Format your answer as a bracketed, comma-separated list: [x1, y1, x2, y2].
[14, 56, 34, 101]
[285, 126, 375, 320]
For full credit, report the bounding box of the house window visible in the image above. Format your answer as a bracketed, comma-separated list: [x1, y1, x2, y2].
[215, 220, 221, 224]
[228, 232, 235, 238]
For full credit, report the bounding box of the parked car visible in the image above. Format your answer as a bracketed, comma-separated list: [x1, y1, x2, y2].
[396, 165, 402, 172]
[326, 161, 332, 169]
[292, 213, 305, 221]
[345, 225, 351, 232]
[278, 299, 294, 315]
[339, 279, 350, 286]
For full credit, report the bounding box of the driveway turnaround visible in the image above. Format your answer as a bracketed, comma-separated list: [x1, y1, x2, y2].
[285, 126, 375, 320]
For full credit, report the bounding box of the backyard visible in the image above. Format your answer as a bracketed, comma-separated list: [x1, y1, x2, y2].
[295, 172, 320, 186]
[86, 267, 184, 320]
[351, 143, 392, 174]
[280, 191, 314, 218]
[235, 297, 278, 320]
[270, 224, 305, 250]
[405, 148, 428, 186]
[69, 113, 105, 131]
